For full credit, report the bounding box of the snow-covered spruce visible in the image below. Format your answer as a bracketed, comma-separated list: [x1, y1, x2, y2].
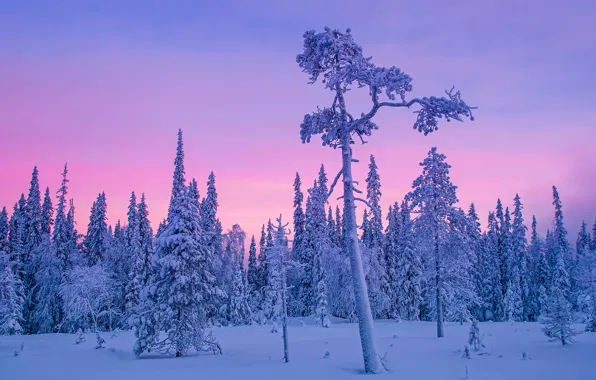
[296, 26, 474, 374]
[132, 187, 223, 358]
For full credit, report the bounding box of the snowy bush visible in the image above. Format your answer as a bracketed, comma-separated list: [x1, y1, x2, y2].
[59, 264, 117, 332]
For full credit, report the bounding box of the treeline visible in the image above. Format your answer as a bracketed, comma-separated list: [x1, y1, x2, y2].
[1, 130, 595, 347]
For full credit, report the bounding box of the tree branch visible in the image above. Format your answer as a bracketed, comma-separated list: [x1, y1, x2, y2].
[352, 186, 363, 194]
[354, 197, 373, 209]
[327, 169, 344, 200]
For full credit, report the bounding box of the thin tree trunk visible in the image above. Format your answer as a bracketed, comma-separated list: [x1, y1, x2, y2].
[435, 231, 444, 338]
[281, 261, 289, 363]
[341, 135, 382, 374]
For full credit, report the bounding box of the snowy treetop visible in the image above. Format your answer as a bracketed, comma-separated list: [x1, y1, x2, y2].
[297, 28, 475, 148]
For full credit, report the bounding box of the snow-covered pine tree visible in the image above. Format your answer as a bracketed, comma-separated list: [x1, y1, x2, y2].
[167, 128, 186, 223]
[200, 171, 225, 323]
[504, 194, 526, 321]
[125, 192, 143, 323]
[23, 167, 43, 332]
[41, 187, 54, 236]
[442, 208, 478, 324]
[397, 200, 422, 321]
[407, 147, 463, 336]
[53, 164, 74, 270]
[7, 197, 26, 331]
[591, 219, 596, 252]
[31, 234, 61, 333]
[247, 235, 261, 312]
[137, 194, 153, 286]
[188, 178, 200, 210]
[479, 213, 504, 321]
[83, 192, 108, 266]
[30, 188, 59, 333]
[104, 221, 128, 325]
[229, 261, 252, 326]
[552, 186, 572, 302]
[529, 216, 548, 320]
[466, 203, 483, 321]
[541, 250, 576, 345]
[0, 207, 9, 254]
[576, 236, 596, 332]
[384, 203, 400, 319]
[292, 173, 306, 263]
[0, 262, 24, 335]
[363, 155, 390, 319]
[133, 186, 223, 358]
[297, 26, 474, 374]
[258, 224, 268, 300]
[572, 221, 590, 309]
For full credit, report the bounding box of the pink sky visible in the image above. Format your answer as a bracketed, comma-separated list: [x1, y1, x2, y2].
[1, 1, 595, 241]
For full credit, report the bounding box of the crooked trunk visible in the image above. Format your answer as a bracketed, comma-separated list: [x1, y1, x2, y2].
[341, 138, 382, 374]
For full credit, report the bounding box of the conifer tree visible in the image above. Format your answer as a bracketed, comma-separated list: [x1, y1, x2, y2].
[407, 147, 460, 337]
[125, 192, 143, 321]
[53, 164, 73, 270]
[466, 203, 483, 320]
[0, 207, 9, 254]
[541, 251, 576, 345]
[41, 187, 54, 236]
[83, 192, 108, 266]
[529, 216, 548, 320]
[133, 186, 222, 357]
[0, 263, 24, 335]
[229, 262, 252, 326]
[167, 128, 186, 223]
[246, 235, 261, 313]
[23, 166, 42, 258]
[188, 178, 200, 209]
[505, 194, 526, 321]
[137, 194, 153, 286]
[292, 173, 306, 262]
[398, 200, 422, 320]
[384, 203, 400, 319]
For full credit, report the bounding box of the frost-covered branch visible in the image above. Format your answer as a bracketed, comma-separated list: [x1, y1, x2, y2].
[327, 169, 344, 200]
[354, 197, 373, 209]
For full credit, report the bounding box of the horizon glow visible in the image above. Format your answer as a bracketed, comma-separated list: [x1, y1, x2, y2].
[1, 1, 595, 241]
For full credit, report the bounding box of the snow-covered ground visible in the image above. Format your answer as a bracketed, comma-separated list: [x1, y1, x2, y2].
[1, 318, 594, 380]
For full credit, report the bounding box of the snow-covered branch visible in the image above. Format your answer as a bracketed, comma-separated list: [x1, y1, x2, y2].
[327, 169, 344, 200]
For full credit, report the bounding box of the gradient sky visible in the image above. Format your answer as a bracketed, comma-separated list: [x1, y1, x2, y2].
[1, 0, 595, 242]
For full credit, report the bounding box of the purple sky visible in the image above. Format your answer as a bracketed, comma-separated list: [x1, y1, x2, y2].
[1, 0, 595, 241]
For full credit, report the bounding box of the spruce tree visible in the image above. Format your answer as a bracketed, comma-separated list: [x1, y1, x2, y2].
[0, 263, 24, 335]
[398, 200, 422, 320]
[384, 203, 400, 319]
[229, 262, 252, 326]
[53, 164, 73, 270]
[541, 251, 576, 345]
[137, 194, 154, 286]
[551, 186, 572, 304]
[125, 192, 143, 321]
[482, 212, 504, 321]
[292, 173, 306, 262]
[167, 128, 186, 223]
[246, 235, 261, 313]
[467, 203, 483, 320]
[83, 192, 108, 266]
[529, 216, 548, 320]
[41, 187, 54, 236]
[133, 186, 222, 357]
[0, 207, 9, 254]
[188, 178, 200, 210]
[407, 147, 460, 337]
[505, 194, 526, 321]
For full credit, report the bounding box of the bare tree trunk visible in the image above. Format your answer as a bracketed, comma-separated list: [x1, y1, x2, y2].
[281, 263, 289, 363]
[435, 232, 444, 338]
[341, 135, 382, 374]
